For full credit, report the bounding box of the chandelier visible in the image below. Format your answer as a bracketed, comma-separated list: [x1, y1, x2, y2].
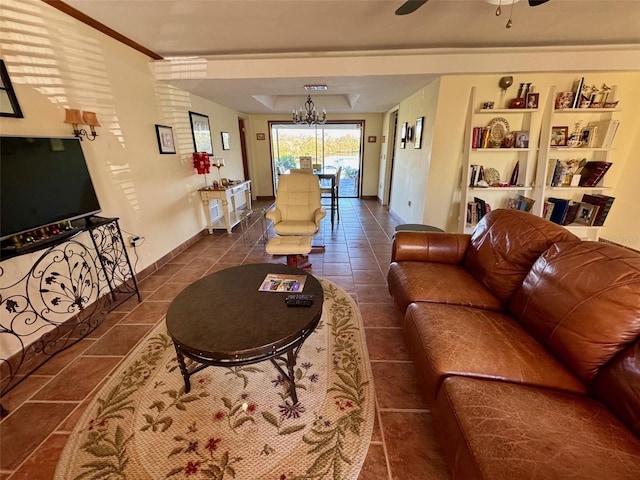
[292, 95, 327, 126]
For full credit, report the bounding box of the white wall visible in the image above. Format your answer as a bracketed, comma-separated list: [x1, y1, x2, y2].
[245, 113, 383, 198]
[0, 0, 247, 273]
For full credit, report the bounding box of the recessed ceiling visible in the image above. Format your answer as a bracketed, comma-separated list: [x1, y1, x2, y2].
[61, 0, 640, 114]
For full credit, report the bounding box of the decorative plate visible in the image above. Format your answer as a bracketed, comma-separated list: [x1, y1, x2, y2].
[487, 117, 510, 144]
[484, 167, 500, 185]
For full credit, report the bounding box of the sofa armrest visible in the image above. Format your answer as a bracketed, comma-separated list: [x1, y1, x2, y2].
[265, 207, 281, 224]
[391, 231, 471, 264]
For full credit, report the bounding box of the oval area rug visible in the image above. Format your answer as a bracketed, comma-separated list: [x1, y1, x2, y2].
[55, 278, 375, 479]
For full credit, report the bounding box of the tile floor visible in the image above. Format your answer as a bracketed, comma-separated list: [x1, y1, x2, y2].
[0, 198, 450, 480]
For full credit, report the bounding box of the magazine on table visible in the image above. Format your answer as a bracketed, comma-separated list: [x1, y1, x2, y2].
[259, 273, 307, 292]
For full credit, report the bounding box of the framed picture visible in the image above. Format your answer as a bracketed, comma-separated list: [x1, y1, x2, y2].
[221, 131, 230, 150]
[188, 111, 213, 155]
[573, 202, 600, 226]
[155, 124, 176, 154]
[526, 93, 539, 109]
[367, 135, 377, 143]
[0, 59, 23, 118]
[400, 122, 407, 149]
[256, 133, 266, 141]
[414, 116, 424, 149]
[514, 131, 529, 148]
[550, 126, 568, 146]
[579, 125, 598, 148]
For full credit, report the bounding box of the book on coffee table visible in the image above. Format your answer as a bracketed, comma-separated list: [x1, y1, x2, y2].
[259, 273, 307, 292]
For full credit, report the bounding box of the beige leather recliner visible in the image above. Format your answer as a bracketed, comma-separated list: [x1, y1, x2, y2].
[266, 173, 326, 236]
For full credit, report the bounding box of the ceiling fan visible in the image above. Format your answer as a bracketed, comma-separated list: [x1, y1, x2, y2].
[395, 0, 550, 17]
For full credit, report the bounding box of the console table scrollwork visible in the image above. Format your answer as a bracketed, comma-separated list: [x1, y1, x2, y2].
[0, 217, 140, 416]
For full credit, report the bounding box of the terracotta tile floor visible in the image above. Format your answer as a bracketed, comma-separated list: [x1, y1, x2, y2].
[0, 198, 450, 479]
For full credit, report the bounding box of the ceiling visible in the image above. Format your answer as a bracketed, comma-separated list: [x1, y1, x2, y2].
[62, 0, 640, 114]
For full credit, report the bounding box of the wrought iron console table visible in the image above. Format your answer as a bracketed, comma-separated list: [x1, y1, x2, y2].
[0, 217, 140, 416]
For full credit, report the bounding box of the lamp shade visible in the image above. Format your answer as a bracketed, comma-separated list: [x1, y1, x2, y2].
[64, 108, 83, 124]
[82, 111, 101, 127]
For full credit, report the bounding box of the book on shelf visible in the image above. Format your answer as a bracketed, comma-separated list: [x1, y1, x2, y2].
[581, 193, 615, 226]
[562, 201, 580, 225]
[547, 197, 570, 225]
[578, 161, 612, 187]
[542, 201, 555, 220]
[586, 119, 620, 148]
[467, 197, 491, 225]
[469, 164, 479, 187]
[571, 77, 585, 108]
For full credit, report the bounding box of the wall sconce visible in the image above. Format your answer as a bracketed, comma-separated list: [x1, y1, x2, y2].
[64, 109, 101, 141]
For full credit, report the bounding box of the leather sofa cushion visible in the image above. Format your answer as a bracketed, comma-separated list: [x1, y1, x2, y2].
[434, 376, 640, 480]
[593, 340, 640, 438]
[403, 302, 586, 407]
[388, 262, 504, 315]
[463, 209, 580, 304]
[510, 241, 640, 385]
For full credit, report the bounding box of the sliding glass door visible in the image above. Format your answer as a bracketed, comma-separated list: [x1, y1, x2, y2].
[270, 122, 363, 198]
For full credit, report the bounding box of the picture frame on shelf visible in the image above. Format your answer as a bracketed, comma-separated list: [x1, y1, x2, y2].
[579, 125, 598, 148]
[155, 124, 176, 154]
[188, 111, 213, 155]
[573, 202, 599, 226]
[221, 131, 231, 150]
[414, 117, 424, 149]
[526, 93, 539, 109]
[550, 126, 568, 146]
[514, 131, 529, 148]
[400, 122, 407, 148]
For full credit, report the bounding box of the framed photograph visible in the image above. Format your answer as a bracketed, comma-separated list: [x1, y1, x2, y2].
[367, 135, 377, 143]
[221, 131, 230, 150]
[579, 125, 598, 148]
[550, 126, 568, 146]
[256, 133, 266, 141]
[155, 124, 176, 154]
[514, 131, 529, 148]
[414, 116, 424, 149]
[573, 202, 600, 226]
[526, 93, 539, 109]
[400, 122, 407, 149]
[189, 111, 213, 155]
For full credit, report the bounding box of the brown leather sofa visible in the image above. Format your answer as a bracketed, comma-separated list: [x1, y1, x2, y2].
[387, 209, 640, 479]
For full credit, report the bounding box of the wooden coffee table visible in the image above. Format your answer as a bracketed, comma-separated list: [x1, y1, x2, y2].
[165, 263, 323, 404]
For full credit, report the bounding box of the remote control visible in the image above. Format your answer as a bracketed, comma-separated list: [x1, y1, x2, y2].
[285, 294, 314, 307]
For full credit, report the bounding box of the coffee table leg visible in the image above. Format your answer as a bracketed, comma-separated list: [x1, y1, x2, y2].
[286, 349, 298, 404]
[174, 344, 192, 393]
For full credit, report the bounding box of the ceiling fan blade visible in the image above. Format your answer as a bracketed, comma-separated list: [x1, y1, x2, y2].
[395, 0, 429, 16]
[528, 0, 550, 6]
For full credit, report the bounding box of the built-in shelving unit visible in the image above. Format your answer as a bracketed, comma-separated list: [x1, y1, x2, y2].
[532, 86, 620, 240]
[459, 87, 541, 234]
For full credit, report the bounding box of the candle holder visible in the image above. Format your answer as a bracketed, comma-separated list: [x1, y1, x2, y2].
[212, 157, 225, 187]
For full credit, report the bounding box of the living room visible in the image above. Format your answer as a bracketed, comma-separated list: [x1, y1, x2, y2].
[1, 0, 640, 478]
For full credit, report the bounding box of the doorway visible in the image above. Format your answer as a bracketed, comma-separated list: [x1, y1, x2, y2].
[269, 122, 363, 198]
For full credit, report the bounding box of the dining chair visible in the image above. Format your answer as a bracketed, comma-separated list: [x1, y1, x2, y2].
[320, 166, 341, 222]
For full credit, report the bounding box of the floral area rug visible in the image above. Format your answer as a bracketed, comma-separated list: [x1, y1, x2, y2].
[55, 278, 375, 479]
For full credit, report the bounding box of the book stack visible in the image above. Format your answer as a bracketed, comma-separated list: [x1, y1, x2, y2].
[581, 194, 615, 226]
[586, 119, 620, 148]
[578, 161, 613, 187]
[471, 127, 489, 148]
[547, 198, 573, 225]
[466, 197, 491, 225]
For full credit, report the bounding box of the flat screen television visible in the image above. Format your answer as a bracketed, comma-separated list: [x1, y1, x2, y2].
[1, 136, 102, 241]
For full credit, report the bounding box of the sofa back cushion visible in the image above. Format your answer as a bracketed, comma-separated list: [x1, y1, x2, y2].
[510, 241, 640, 385]
[592, 340, 640, 438]
[463, 209, 580, 303]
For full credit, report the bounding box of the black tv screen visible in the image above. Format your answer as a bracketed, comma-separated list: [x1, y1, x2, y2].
[1, 136, 102, 240]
